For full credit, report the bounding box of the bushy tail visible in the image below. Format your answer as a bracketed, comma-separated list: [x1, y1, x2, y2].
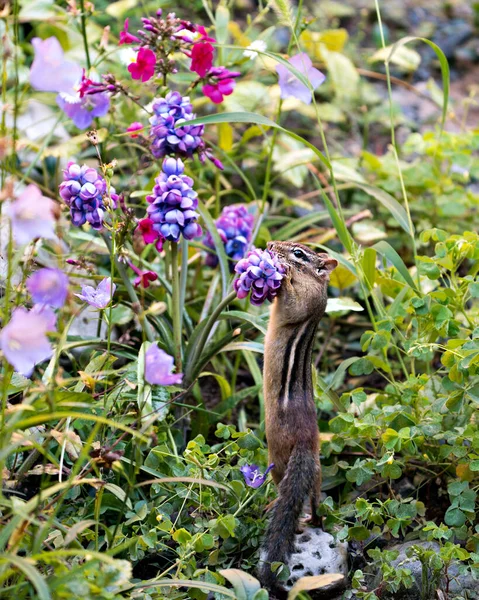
[259, 443, 316, 593]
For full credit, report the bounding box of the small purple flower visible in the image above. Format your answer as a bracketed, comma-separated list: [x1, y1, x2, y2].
[59, 162, 117, 230]
[56, 91, 110, 130]
[144, 345, 183, 386]
[149, 91, 205, 159]
[8, 184, 56, 245]
[240, 463, 274, 488]
[30, 37, 83, 94]
[26, 268, 68, 308]
[145, 158, 201, 243]
[234, 248, 286, 305]
[75, 278, 116, 309]
[204, 204, 254, 268]
[276, 52, 326, 105]
[0, 306, 56, 377]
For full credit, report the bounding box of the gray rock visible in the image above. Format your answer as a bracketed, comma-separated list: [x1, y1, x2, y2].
[286, 528, 348, 593]
[370, 540, 479, 600]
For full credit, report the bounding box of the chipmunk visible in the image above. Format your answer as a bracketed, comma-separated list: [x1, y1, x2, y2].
[259, 241, 338, 597]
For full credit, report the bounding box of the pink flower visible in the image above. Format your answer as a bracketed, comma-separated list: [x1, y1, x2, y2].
[127, 122, 144, 138]
[203, 66, 240, 104]
[128, 48, 156, 82]
[190, 42, 214, 77]
[144, 344, 183, 386]
[30, 37, 82, 94]
[196, 25, 215, 43]
[7, 184, 56, 245]
[119, 19, 140, 45]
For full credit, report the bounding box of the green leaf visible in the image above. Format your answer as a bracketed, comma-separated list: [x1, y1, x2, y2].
[105, 0, 137, 17]
[218, 310, 268, 335]
[326, 297, 364, 313]
[184, 112, 330, 169]
[445, 507, 467, 527]
[348, 525, 371, 541]
[199, 372, 232, 401]
[373, 240, 420, 294]
[355, 183, 413, 236]
[362, 248, 377, 290]
[220, 569, 262, 600]
[215, 5, 229, 46]
[0, 555, 51, 600]
[387, 37, 450, 131]
[317, 184, 352, 252]
[327, 357, 361, 391]
[275, 210, 330, 240]
[173, 528, 192, 545]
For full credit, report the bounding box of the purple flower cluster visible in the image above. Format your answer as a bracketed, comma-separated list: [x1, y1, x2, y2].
[149, 91, 205, 160]
[59, 163, 117, 230]
[145, 157, 201, 242]
[234, 248, 286, 305]
[204, 204, 254, 268]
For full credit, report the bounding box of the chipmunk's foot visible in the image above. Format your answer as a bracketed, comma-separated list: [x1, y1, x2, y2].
[264, 498, 278, 513]
[301, 513, 323, 528]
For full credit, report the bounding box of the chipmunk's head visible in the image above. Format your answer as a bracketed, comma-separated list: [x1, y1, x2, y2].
[267, 241, 337, 324]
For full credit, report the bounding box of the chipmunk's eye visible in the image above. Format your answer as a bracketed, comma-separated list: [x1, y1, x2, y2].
[292, 248, 307, 260]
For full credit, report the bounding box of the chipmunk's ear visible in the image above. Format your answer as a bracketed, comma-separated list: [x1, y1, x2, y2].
[317, 253, 338, 273]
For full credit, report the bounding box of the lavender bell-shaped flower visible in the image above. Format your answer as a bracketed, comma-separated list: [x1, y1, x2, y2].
[234, 248, 286, 305]
[146, 157, 201, 242]
[240, 463, 275, 488]
[59, 163, 118, 230]
[149, 91, 205, 159]
[204, 204, 254, 269]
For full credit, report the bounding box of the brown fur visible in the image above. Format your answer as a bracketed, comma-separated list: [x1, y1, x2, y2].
[259, 241, 337, 594]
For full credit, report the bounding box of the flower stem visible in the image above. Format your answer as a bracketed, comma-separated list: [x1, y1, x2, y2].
[79, 0, 91, 70]
[101, 233, 154, 342]
[170, 241, 182, 371]
[261, 99, 282, 212]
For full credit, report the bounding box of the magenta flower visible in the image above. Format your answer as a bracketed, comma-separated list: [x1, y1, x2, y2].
[0, 307, 56, 377]
[127, 122, 144, 137]
[240, 463, 274, 488]
[137, 218, 163, 246]
[30, 37, 82, 94]
[119, 18, 140, 45]
[8, 184, 56, 245]
[128, 48, 156, 82]
[190, 42, 214, 77]
[234, 248, 286, 305]
[75, 277, 116, 309]
[144, 345, 183, 386]
[56, 91, 110, 129]
[26, 268, 69, 308]
[203, 66, 240, 104]
[127, 261, 158, 289]
[276, 52, 326, 105]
